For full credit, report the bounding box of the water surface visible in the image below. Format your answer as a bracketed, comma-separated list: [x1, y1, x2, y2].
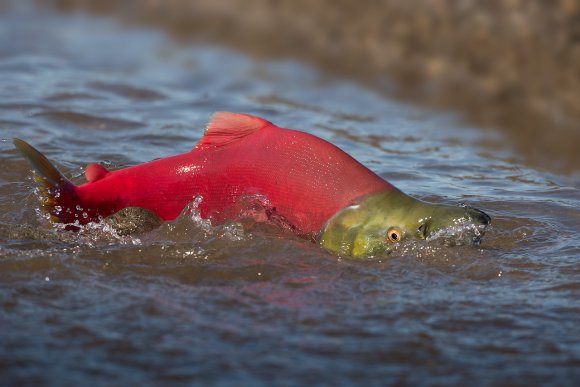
[1, 6, 579, 386]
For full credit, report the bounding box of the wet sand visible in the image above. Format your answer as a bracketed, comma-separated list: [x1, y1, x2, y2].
[47, 0, 580, 174]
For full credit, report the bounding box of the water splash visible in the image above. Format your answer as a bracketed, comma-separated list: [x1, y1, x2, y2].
[177, 195, 212, 233]
[426, 218, 490, 247]
[75, 220, 143, 247]
[171, 196, 247, 243]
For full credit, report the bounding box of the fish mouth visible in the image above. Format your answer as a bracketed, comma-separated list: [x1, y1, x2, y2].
[426, 206, 491, 246]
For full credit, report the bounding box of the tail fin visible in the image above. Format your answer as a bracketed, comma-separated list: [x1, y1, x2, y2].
[13, 138, 78, 223]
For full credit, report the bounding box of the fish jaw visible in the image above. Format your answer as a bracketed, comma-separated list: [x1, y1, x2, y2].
[319, 189, 491, 257]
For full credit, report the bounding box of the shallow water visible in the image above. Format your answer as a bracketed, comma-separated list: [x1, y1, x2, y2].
[1, 5, 579, 386]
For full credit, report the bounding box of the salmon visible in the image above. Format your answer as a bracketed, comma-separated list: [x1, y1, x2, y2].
[14, 112, 490, 256]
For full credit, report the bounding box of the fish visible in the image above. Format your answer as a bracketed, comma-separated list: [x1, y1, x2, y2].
[13, 112, 490, 256]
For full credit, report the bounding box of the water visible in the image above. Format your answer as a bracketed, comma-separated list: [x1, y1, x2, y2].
[1, 5, 579, 386]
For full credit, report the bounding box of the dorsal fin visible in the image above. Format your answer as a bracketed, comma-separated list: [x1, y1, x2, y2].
[85, 163, 110, 182]
[196, 112, 271, 149]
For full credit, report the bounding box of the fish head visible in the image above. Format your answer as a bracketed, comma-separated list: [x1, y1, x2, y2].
[319, 189, 491, 257]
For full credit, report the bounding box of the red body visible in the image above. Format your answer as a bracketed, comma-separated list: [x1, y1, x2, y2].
[63, 113, 392, 236]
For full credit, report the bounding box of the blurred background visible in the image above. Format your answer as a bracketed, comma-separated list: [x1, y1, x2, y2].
[43, 0, 580, 174]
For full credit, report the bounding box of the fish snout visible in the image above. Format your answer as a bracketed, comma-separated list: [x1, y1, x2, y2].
[464, 206, 491, 227]
[458, 205, 491, 244]
[423, 204, 491, 245]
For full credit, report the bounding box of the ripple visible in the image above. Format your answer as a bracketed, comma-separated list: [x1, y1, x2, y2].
[1, 5, 580, 386]
[33, 111, 144, 131]
[44, 92, 104, 102]
[89, 81, 166, 101]
[0, 119, 30, 128]
[0, 102, 47, 111]
[541, 282, 580, 292]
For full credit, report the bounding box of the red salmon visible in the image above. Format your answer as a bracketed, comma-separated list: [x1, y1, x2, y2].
[14, 112, 391, 237]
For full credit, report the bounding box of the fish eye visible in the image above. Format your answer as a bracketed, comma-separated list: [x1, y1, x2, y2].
[386, 227, 402, 243]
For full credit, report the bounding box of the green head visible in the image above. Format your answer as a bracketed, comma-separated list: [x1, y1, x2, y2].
[319, 189, 491, 257]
